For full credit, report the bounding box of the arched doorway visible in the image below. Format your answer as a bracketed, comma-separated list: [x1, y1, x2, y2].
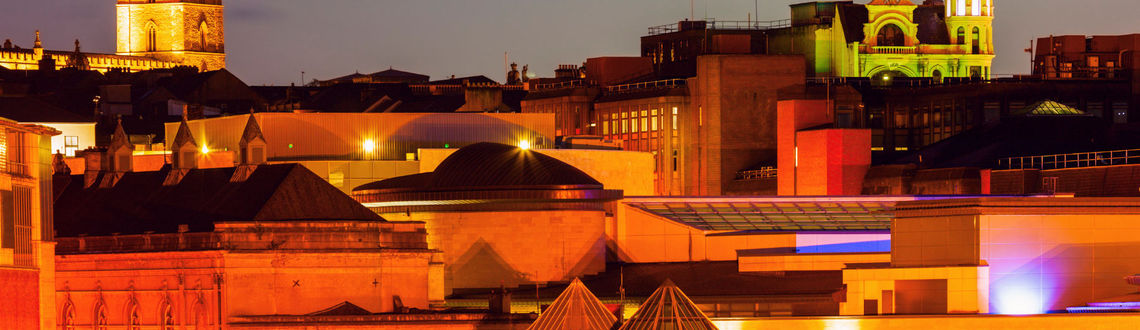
[872, 70, 908, 86]
[877, 24, 906, 47]
[932, 70, 943, 83]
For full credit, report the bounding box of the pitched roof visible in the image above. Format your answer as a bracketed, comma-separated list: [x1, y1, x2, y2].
[0, 96, 93, 123]
[527, 278, 618, 330]
[54, 163, 384, 237]
[618, 279, 717, 330]
[307, 301, 373, 316]
[353, 143, 602, 192]
[1013, 100, 1090, 116]
[239, 114, 265, 145]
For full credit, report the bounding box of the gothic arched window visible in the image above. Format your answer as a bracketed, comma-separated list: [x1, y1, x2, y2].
[61, 300, 76, 330]
[160, 300, 176, 330]
[957, 27, 966, 45]
[193, 298, 208, 330]
[146, 22, 158, 52]
[876, 24, 905, 47]
[200, 21, 209, 52]
[972, 27, 981, 54]
[93, 302, 109, 330]
[126, 301, 142, 330]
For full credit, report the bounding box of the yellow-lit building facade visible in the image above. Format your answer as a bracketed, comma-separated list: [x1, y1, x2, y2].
[0, 0, 225, 73]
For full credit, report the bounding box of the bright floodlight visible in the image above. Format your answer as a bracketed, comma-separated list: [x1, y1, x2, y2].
[518, 140, 531, 150]
[200, 145, 210, 154]
[363, 139, 376, 153]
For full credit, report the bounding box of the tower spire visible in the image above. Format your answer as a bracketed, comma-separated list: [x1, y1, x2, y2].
[34, 30, 41, 49]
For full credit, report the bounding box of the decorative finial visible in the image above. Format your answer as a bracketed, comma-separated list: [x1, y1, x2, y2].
[74, 39, 81, 52]
[34, 30, 42, 48]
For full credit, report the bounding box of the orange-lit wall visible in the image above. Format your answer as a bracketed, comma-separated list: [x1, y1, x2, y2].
[0, 268, 39, 329]
[381, 210, 607, 293]
[612, 203, 796, 263]
[892, 198, 1140, 313]
[776, 99, 871, 196]
[794, 129, 872, 196]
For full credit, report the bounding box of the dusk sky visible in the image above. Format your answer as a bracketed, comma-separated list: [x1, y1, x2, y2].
[5, 0, 1139, 85]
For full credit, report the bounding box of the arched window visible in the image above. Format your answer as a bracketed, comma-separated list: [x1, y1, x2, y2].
[160, 300, 176, 330]
[972, 27, 981, 54]
[957, 27, 966, 45]
[932, 69, 943, 82]
[876, 24, 906, 47]
[93, 302, 109, 330]
[126, 300, 142, 330]
[146, 22, 157, 52]
[61, 300, 76, 330]
[200, 21, 209, 52]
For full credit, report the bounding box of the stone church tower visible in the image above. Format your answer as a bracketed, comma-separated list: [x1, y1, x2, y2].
[115, 0, 225, 71]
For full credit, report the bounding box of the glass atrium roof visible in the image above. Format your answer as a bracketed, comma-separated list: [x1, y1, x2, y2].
[1014, 100, 1089, 116]
[625, 196, 929, 232]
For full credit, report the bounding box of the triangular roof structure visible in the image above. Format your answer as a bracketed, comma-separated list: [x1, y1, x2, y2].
[172, 117, 198, 149]
[527, 278, 617, 330]
[1013, 100, 1090, 117]
[109, 120, 134, 153]
[239, 114, 265, 145]
[306, 301, 372, 316]
[618, 279, 717, 330]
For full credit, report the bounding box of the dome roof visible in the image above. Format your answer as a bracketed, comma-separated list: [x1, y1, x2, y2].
[354, 142, 601, 193]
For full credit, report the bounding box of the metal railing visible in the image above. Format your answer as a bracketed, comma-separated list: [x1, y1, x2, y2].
[870, 46, 917, 54]
[736, 167, 777, 181]
[604, 79, 687, 94]
[998, 149, 1140, 170]
[647, 19, 791, 35]
[532, 79, 586, 91]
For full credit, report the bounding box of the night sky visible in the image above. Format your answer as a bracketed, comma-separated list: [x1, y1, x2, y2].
[4, 0, 1138, 85]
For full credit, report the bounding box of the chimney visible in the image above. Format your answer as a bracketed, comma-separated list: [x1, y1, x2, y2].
[488, 286, 511, 314]
[82, 151, 103, 188]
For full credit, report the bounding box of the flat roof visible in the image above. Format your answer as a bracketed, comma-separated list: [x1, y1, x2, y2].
[624, 196, 981, 232]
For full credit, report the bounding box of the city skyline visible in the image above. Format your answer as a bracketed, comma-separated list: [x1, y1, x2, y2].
[4, 0, 1139, 85]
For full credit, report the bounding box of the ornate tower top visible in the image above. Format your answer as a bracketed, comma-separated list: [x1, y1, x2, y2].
[947, 0, 993, 17]
[33, 30, 41, 49]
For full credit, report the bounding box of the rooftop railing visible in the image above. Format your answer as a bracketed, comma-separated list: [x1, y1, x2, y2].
[736, 167, 777, 181]
[647, 19, 791, 36]
[604, 79, 687, 94]
[998, 149, 1140, 170]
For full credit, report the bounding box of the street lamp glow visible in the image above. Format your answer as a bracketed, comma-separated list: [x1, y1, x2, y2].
[518, 140, 531, 150]
[362, 139, 376, 153]
[200, 145, 210, 154]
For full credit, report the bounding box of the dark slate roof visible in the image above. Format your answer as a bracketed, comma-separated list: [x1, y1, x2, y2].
[428, 75, 499, 86]
[370, 68, 429, 81]
[450, 262, 844, 299]
[354, 143, 601, 192]
[914, 5, 950, 44]
[837, 3, 869, 44]
[0, 96, 93, 123]
[307, 301, 373, 316]
[54, 163, 383, 237]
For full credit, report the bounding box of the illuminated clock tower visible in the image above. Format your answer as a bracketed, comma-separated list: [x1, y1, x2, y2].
[116, 0, 225, 71]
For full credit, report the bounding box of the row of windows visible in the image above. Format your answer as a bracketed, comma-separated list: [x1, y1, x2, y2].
[61, 297, 208, 330]
[144, 21, 214, 52]
[600, 107, 679, 135]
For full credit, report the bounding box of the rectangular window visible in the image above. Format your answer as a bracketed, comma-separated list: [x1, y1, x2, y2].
[64, 136, 80, 157]
[672, 107, 679, 131]
[652, 116, 659, 131]
[0, 190, 11, 250]
[603, 121, 609, 135]
[622, 120, 628, 134]
[631, 117, 638, 132]
[6, 131, 26, 176]
[641, 117, 648, 132]
[13, 185, 31, 266]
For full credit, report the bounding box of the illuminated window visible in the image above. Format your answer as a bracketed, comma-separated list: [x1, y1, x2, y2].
[641, 117, 648, 132]
[972, 27, 981, 54]
[652, 116, 659, 131]
[956, 0, 966, 16]
[672, 107, 679, 131]
[64, 136, 79, 157]
[631, 117, 638, 132]
[621, 120, 627, 134]
[877, 24, 905, 47]
[603, 121, 609, 135]
[971, 0, 981, 16]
